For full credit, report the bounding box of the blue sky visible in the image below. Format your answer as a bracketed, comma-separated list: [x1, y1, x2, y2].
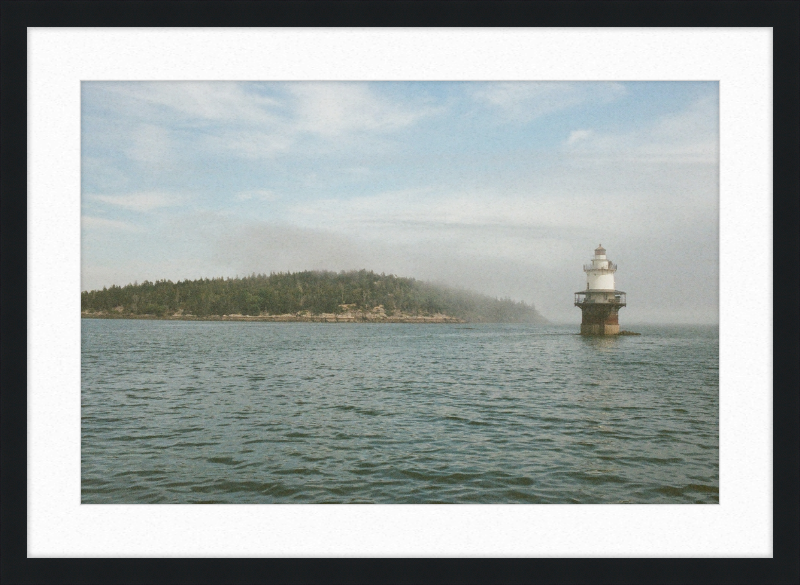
[81, 81, 719, 323]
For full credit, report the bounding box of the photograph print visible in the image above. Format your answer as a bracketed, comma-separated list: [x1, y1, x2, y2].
[81, 81, 719, 504]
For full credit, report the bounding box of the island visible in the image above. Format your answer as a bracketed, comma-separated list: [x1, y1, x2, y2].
[81, 269, 547, 324]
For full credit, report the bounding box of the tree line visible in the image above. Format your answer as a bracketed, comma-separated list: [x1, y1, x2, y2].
[80, 269, 546, 323]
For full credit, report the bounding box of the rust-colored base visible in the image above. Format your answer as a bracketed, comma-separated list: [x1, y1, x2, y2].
[580, 322, 620, 335]
[578, 303, 622, 336]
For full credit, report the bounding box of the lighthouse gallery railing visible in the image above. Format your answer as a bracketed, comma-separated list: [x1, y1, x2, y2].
[574, 292, 626, 305]
[583, 262, 617, 272]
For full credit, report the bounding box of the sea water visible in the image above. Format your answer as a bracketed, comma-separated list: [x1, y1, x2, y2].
[81, 320, 718, 503]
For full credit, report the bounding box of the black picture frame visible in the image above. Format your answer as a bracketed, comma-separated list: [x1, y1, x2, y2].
[2, 1, 798, 584]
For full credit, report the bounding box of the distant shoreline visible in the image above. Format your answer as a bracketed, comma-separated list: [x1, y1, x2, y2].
[80, 270, 547, 325]
[81, 311, 465, 324]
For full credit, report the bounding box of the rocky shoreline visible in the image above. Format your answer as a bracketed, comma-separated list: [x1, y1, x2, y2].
[81, 308, 465, 324]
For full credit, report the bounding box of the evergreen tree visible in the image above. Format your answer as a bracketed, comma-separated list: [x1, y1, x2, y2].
[80, 270, 546, 323]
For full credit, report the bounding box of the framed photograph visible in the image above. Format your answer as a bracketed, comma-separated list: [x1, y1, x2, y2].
[4, 2, 797, 583]
[79, 77, 720, 507]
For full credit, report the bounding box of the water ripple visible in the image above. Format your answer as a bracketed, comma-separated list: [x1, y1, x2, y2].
[82, 321, 718, 503]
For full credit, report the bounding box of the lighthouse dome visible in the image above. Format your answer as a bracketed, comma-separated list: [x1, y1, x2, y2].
[595, 244, 606, 255]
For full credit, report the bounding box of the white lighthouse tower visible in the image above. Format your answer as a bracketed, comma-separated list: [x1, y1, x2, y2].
[574, 244, 627, 335]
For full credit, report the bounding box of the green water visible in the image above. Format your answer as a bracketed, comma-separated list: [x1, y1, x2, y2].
[81, 320, 718, 503]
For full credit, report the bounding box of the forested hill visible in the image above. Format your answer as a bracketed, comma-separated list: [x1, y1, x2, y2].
[81, 270, 547, 324]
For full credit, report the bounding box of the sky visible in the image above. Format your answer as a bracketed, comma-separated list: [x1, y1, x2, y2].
[81, 81, 719, 323]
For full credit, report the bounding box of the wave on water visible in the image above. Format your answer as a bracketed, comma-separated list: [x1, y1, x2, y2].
[82, 321, 719, 504]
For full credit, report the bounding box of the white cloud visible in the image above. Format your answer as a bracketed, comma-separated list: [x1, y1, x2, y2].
[91, 191, 185, 212]
[105, 82, 281, 125]
[472, 82, 626, 122]
[286, 188, 649, 246]
[201, 83, 439, 159]
[289, 83, 438, 136]
[89, 82, 442, 162]
[236, 189, 278, 202]
[81, 216, 139, 232]
[212, 129, 294, 159]
[563, 96, 719, 165]
[567, 129, 593, 145]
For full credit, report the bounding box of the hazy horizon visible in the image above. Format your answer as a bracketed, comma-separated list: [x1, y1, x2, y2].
[81, 81, 719, 324]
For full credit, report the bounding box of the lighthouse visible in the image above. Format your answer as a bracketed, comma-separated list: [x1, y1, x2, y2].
[574, 244, 627, 335]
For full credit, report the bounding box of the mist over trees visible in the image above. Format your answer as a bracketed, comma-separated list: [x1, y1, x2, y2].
[81, 270, 546, 323]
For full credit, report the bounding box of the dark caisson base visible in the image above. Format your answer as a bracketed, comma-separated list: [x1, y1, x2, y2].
[580, 322, 620, 335]
[578, 303, 621, 336]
